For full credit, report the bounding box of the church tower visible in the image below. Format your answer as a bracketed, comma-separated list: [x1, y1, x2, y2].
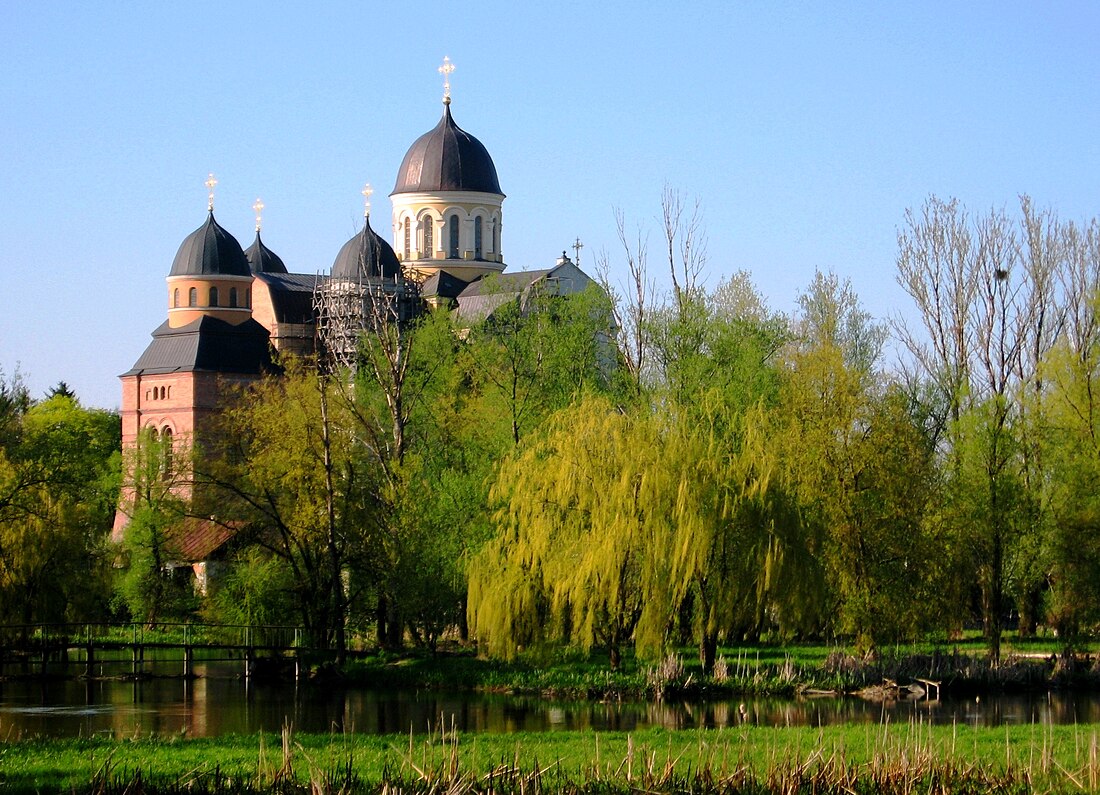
[390, 58, 506, 283]
[113, 176, 275, 539]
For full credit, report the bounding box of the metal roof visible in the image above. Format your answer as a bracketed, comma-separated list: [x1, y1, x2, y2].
[457, 269, 551, 298]
[245, 231, 288, 274]
[331, 216, 402, 280]
[392, 104, 503, 196]
[169, 212, 252, 278]
[420, 269, 470, 299]
[122, 316, 275, 376]
[255, 272, 320, 325]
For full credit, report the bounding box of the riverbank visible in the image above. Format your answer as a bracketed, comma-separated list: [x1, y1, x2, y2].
[0, 723, 1096, 793]
[341, 638, 1098, 701]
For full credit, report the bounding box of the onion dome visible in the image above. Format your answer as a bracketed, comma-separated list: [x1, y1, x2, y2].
[244, 231, 288, 274]
[169, 212, 251, 277]
[331, 215, 402, 280]
[392, 104, 503, 196]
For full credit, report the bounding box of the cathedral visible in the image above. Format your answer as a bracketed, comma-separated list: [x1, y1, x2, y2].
[112, 62, 595, 549]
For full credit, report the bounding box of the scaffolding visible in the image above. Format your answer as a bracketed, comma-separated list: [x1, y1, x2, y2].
[312, 269, 420, 374]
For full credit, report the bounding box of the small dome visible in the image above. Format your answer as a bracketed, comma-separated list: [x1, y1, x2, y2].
[331, 215, 402, 281]
[392, 104, 503, 196]
[169, 212, 251, 278]
[245, 231, 288, 274]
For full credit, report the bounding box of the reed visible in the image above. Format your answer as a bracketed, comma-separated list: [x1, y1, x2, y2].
[5, 721, 1100, 794]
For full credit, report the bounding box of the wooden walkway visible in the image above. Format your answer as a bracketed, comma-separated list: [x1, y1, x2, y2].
[0, 622, 342, 679]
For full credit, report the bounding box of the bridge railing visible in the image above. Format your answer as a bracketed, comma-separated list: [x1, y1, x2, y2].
[0, 622, 310, 650]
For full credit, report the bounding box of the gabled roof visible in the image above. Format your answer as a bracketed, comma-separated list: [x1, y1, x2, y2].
[420, 269, 470, 300]
[457, 269, 552, 298]
[255, 272, 321, 325]
[454, 259, 597, 324]
[122, 316, 275, 376]
[164, 517, 239, 563]
[454, 269, 552, 322]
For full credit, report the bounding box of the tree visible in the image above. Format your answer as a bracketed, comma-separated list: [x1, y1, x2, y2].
[1, 393, 120, 625]
[463, 284, 615, 445]
[895, 196, 1071, 662]
[116, 427, 191, 624]
[199, 362, 380, 654]
[1040, 214, 1100, 650]
[776, 272, 945, 652]
[469, 397, 660, 669]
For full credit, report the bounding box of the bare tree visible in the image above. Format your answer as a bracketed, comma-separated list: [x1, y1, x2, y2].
[894, 195, 1070, 662]
[595, 208, 652, 384]
[661, 184, 707, 317]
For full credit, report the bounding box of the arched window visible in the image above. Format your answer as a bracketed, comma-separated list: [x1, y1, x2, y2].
[403, 219, 411, 259]
[209, 286, 219, 307]
[189, 287, 197, 307]
[448, 214, 460, 258]
[474, 216, 483, 259]
[161, 427, 173, 479]
[173, 288, 179, 308]
[166, 386, 171, 399]
[495, 222, 501, 257]
[422, 216, 433, 258]
[229, 287, 238, 308]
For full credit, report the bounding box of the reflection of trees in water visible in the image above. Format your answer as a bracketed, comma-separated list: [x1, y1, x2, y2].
[6, 683, 1100, 737]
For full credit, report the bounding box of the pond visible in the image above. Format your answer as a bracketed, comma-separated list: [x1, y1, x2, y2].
[1, 662, 1099, 738]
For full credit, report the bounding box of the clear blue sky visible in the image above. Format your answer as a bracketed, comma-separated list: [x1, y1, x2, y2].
[1, 2, 1097, 409]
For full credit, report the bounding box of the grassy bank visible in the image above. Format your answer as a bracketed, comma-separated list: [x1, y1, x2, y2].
[340, 635, 1097, 700]
[2, 723, 1099, 793]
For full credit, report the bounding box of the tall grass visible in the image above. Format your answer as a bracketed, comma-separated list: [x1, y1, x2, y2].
[6, 721, 1100, 793]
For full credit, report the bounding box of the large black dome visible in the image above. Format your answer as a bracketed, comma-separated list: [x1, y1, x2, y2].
[331, 215, 402, 281]
[392, 104, 503, 196]
[169, 212, 251, 278]
[245, 230, 288, 274]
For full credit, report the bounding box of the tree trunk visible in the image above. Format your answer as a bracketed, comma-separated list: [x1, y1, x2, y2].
[375, 594, 388, 646]
[1018, 585, 1043, 637]
[458, 594, 469, 643]
[699, 632, 718, 675]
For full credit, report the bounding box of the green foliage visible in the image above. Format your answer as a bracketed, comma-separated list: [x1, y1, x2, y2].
[200, 362, 381, 649]
[203, 547, 296, 627]
[115, 428, 192, 623]
[0, 390, 120, 625]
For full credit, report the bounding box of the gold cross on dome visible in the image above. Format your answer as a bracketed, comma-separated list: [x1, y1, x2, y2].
[362, 183, 373, 217]
[439, 56, 455, 104]
[253, 198, 264, 231]
[205, 173, 218, 212]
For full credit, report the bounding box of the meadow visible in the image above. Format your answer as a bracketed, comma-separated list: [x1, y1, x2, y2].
[3, 721, 1099, 793]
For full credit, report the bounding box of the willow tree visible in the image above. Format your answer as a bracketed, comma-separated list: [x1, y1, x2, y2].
[1, 393, 119, 625]
[657, 397, 819, 671]
[468, 397, 663, 669]
[469, 390, 815, 671]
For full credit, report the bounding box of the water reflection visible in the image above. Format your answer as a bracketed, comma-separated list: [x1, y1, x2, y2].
[1, 672, 1099, 738]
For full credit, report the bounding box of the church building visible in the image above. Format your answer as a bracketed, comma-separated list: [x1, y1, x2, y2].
[112, 61, 596, 552]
